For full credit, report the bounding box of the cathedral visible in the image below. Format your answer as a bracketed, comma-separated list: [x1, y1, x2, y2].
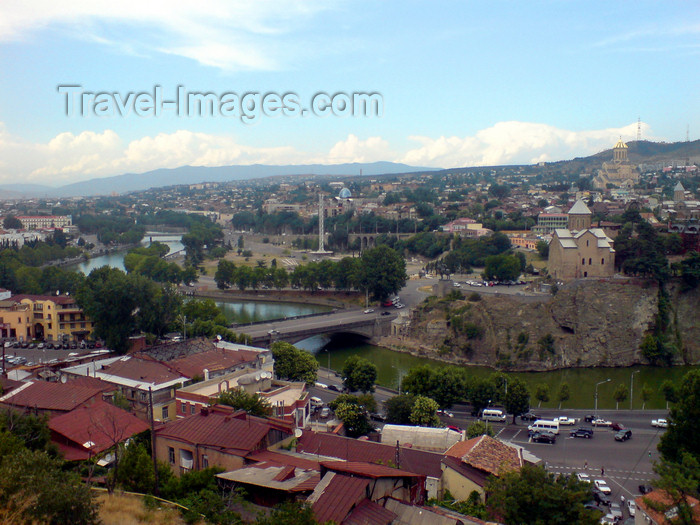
[593, 138, 639, 189]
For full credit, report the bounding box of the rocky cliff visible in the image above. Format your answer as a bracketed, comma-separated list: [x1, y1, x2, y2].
[391, 280, 699, 371]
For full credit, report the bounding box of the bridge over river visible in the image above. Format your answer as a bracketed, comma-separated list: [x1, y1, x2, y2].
[233, 308, 397, 347]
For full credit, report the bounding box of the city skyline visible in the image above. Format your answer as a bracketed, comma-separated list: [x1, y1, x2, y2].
[0, 1, 698, 186]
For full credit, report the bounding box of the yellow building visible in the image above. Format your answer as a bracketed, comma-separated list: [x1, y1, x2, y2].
[12, 294, 94, 342]
[0, 300, 32, 341]
[593, 138, 638, 189]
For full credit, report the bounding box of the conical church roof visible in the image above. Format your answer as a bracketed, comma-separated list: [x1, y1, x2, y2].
[568, 199, 592, 215]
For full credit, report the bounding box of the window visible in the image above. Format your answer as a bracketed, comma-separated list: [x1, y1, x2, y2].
[586, 240, 589, 246]
[191, 404, 195, 414]
[601, 258, 605, 265]
[582, 258, 585, 265]
[589, 258, 592, 265]
[48, 323, 52, 329]
[140, 392, 146, 401]
[168, 447, 175, 464]
[182, 403, 187, 414]
[202, 455, 209, 468]
[179, 449, 194, 471]
[162, 406, 169, 420]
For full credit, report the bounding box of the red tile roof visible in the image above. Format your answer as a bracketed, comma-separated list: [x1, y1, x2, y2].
[246, 449, 325, 471]
[12, 294, 80, 305]
[63, 375, 115, 393]
[310, 473, 369, 525]
[445, 435, 522, 477]
[344, 498, 397, 525]
[635, 489, 700, 524]
[297, 431, 443, 478]
[0, 381, 103, 412]
[98, 356, 183, 385]
[49, 399, 149, 461]
[156, 408, 291, 455]
[166, 348, 258, 378]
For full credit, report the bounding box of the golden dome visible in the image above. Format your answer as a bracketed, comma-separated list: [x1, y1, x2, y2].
[614, 138, 628, 149]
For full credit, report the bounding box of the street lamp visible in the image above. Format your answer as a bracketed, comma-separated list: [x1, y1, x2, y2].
[630, 370, 640, 410]
[594, 379, 611, 419]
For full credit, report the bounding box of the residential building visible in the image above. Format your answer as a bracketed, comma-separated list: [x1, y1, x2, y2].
[0, 300, 32, 341]
[11, 294, 94, 342]
[634, 490, 700, 525]
[49, 399, 149, 462]
[0, 380, 105, 418]
[441, 435, 524, 501]
[60, 355, 188, 422]
[15, 215, 72, 230]
[154, 404, 293, 475]
[532, 213, 568, 234]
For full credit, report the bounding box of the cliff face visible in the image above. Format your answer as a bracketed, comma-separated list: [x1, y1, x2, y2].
[402, 280, 699, 371]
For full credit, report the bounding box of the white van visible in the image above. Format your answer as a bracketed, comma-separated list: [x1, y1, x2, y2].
[482, 409, 507, 422]
[527, 419, 560, 435]
[310, 397, 323, 408]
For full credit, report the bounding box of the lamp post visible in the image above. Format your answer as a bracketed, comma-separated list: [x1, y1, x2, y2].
[594, 379, 611, 420]
[630, 370, 640, 410]
[326, 348, 331, 379]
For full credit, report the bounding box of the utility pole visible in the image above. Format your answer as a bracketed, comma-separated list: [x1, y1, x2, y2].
[149, 387, 159, 496]
[630, 370, 640, 410]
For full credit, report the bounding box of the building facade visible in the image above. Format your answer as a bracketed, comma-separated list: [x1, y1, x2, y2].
[15, 215, 72, 230]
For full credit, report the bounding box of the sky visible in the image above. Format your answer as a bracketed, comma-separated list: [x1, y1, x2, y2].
[0, 1, 698, 187]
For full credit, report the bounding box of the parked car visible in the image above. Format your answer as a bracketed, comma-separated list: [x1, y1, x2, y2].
[557, 416, 576, 425]
[651, 418, 668, 428]
[530, 431, 556, 444]
[627, 499, 636, 516]
[593, 488, 611, 506]
[609, 503, 623, 522]
[638, 484, 653, 495]
[593, 418, 612, 426]
[319, 407, 331, 419]
[327, 385, 340, 392]
[594, 480, 612, 494]
[571, 427, 594, 439]
[584, 414, 598, 422]
[363, 308, 375, 314]
[520, 411, 540, 421]
[437, 409, 454, 418]
[381, 311, 391, 316]
[615, 429, 632, 441]
[577, 472, 591, 483]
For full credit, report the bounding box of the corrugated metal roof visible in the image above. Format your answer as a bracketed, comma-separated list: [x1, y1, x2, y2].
[156, 409, 288, 453]
[321, 461, 422, 479]
[0, 380, 102, 411]
[297, 431, 443, 478]
[344, 498, 397, 525]
[49, 399, 149, 460]
[310, 473, 369, 525]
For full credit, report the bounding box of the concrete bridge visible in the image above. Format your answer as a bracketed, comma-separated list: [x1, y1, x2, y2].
[235, 308, 396, 347]
[347, 233, 415, 251]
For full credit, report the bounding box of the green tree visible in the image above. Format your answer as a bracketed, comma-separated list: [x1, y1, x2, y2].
[2, 215, 22, 229]
[658, 370, 700, 463]
[214, 260, 237, 289]
[409, 396, 441, 427]
[535, 384, 550, 408]
[485, 464, 597, 525]
[652, 452, 700, 525]
[536, 240, 549, 259]
[504, 378, 530, 424]
[466, 420, 494, 439]
[384, 394, 417, 425]
[216, 389, 272, 417]
[483, 254, 521, 282]
[641, 383, 653, 410]
[401, 365, 436, 397]
[270, 342, 318, 386]
[341, 355, 378, 393]
[469, 378, 495, 416]
[329, 393, 377, 414]
[613, 383, 629, 410]
[254, 501, 318, 525]
[660, 379, 678, 409]
[557, 383, 570, 410]
[334, 402, 373, 438]
[357, 245, 407, 301]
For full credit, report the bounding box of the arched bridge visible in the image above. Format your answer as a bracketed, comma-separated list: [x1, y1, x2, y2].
[235, 309, 396, 347]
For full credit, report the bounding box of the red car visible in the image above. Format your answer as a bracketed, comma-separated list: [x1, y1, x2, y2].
[611, 422, 626, 431]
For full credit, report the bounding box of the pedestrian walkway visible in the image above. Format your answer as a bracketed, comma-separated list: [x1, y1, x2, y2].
[545, 464, 654, 482]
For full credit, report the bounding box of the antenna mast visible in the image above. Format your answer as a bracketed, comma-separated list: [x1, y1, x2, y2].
[637, 117, 641, 141]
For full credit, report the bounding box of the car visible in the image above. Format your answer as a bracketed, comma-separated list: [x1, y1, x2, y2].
[593, 489, 610, 506]
[610, 422, 626, 431]
[319, 407, 331, 418]
[394, 303, 405, 309]
[651, 418, 668, 428]
[571, 427, 594, 439]
[520, 411, 540, 421]
[584, 414, 598, 423]
[437, 409, 454, 418]
[447, 425, 462, 433]
[27, 343, 36, 349]
[37, 342, 44, 350]
[381, 311, 391, 316]
[314, 382, 328, 389]
[594, 480, 611, 494]
[583, 502, 604, 517]
[615, 429, 632, 441]
[609, 503, 623, 522]
[593, 418, 612, 426]
[326, 385, 340, 392]
[530, 431, 556, 444]
[45, 342, 54, 349]
[267, 329, 280, 335]
[627, 499, 636, 516]
[577, 472, 592, 483]
[363, 308, 375, 314]
[638, 484, 653, 495]
[600, 513, 616, 524]
[370, 412, 386, 422]
[557, 416, 576, 425]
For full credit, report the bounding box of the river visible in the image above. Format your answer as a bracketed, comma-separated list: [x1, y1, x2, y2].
[69, 233, 697, 410]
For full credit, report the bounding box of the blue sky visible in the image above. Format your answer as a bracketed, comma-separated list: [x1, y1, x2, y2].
[0, 1, 698, 186]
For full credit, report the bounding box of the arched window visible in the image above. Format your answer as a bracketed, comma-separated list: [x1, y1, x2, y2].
[584, 271, 588, 277]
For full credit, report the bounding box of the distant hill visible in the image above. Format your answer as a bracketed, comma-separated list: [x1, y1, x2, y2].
[0, 162, 436, 198]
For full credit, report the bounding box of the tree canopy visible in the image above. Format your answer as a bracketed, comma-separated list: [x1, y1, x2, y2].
[341, 355, 378, 393]
[270, 342, 318, 386]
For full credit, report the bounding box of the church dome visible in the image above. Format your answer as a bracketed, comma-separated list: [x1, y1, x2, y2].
[614, 138, 628, 149]
[339, 187, 352, 199]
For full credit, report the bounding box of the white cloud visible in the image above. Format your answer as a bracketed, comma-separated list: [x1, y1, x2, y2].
[0, 1, 331, 71]
[0, 121, 660, 186]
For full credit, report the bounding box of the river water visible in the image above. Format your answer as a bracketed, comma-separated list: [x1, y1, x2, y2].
[70, 234, 697, 410]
